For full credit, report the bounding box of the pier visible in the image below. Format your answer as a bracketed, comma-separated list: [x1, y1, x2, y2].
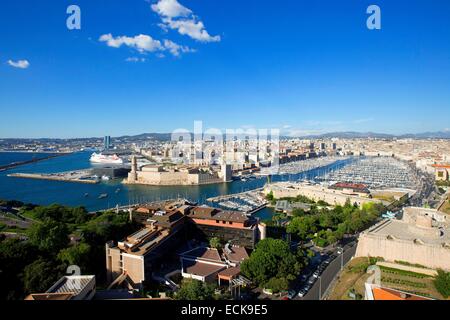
[0, 153, 69, 172]
[8, 170, 99, 184]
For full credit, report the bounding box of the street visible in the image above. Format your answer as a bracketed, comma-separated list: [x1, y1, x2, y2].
[296, 242, 357, 300]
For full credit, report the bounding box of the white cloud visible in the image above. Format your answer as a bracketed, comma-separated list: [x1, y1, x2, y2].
[7, 59, 30, 69]
[151, 0, 221, 42]
[163, 39, 195, 56]
[151, 0, 191, 18]
[125, 57, 147, 63]
[99, 33, 163, 53]
[161, 17, 220, 42]
[99, 33, 193, 57]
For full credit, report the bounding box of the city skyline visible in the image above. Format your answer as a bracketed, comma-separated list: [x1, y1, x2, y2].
[1, 0, 450, 138]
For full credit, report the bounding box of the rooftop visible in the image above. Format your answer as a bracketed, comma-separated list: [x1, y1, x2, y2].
[369, 285, 433, 300]
[182, 260, 227, 278]
[224, 245, 249, 264]
[363, 207, 450, 246]
[47, 275, 95, 296]
[180, 247, 223, 263]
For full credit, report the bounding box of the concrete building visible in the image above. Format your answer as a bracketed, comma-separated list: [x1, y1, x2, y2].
[126, 162, 226, 186]
[104, 136, 111, 150]
[432, 164, 450, 181]
[356, 207, 450, 270]
[106, 208, 187, 289]
[25, 275, 96, 300]
[186, 206, 263, 249]
[264, 182, 391, 207]
[180, 245, 249, 284]
[106, 200, 264, 289]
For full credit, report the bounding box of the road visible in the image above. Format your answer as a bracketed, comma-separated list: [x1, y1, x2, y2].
[298, 243, 357, 300]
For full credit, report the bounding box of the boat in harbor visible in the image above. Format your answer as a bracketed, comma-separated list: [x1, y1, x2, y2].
[90, 152, 123, 164]
[98, 193, 108, 199]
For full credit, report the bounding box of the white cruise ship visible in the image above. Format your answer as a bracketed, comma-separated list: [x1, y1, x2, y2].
[89, 152, 123, 164]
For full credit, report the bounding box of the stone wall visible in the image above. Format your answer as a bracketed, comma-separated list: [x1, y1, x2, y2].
[356, 233, 450, 271]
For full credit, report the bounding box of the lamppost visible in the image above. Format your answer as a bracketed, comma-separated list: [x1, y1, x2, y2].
[337, 246, 344, 271]
[318, 276, 322, 300]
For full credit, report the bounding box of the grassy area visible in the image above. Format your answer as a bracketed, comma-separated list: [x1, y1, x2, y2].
[328, 258, 447, 300]
[439, 198, 450, 214]
[328, 257, 371, 300]
[0, 223, 28, 234]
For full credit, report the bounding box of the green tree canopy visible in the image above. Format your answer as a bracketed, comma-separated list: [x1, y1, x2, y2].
[28, 218, 69, 253]
[25, 204, 88, 224]
[0, 239, 39, 299]
[209, 237, 222, 250]
[264, 277, 289, 293]
[57, 242, 91, 272]
[176, 279, 216, 300]
[22, 258, 61, 294]
[240, 238, 303, 285]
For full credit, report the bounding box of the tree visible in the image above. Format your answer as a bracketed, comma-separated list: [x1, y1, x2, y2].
[25, 204, 88, 224]
[0, 239, 38, 299]
[287, 216, 317, 241]
[291, 208, 306, 217]
[176, 279, 216, 300]
[22, 258, 61, 294]
[434, 269, 450, 298]
[240, 238, 303, 285]
[28, 218, 69, 253]
[209, 237, 222, 250]
[264, 277, 289, 293]
[265, 191, 274, 202]
[82, 211, 133, 244]
[57, 242, 91, 272]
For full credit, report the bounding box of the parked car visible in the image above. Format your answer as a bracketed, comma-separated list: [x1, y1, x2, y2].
[302, 284, 312, 292]
[287, 290, 297, 300]
[313, 270, 321, 278]
[308, 276, 316, 284]
[297, 289, 307, 298]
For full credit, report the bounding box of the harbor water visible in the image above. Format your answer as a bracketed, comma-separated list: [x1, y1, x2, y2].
[0, 152, 353, 219]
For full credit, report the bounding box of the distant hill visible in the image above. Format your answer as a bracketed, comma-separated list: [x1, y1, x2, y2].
[2, 131, 449, 141]
[290, 131, 450, 139]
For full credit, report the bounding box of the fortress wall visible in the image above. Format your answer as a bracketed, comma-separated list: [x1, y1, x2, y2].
[356, 234, 450, 271]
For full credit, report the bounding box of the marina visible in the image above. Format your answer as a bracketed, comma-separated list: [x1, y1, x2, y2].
[258, 156, 349, 176]
[316, 156, 419, 189]
[0, 151, 354, 213]
[207, 188, 268, 215]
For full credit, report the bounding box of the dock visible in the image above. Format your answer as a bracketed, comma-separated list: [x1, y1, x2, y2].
[0, 153, 70, 171]
[207, 188, 268, 215]
[8, 170, 99, 184]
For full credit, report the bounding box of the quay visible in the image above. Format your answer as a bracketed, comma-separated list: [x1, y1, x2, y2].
[8, 171, 99, 184]
[0, 153, 70, 172]
[207, 188, 268, 215]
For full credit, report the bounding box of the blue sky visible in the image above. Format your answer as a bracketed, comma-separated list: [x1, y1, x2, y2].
[1, 0, 450, 138]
